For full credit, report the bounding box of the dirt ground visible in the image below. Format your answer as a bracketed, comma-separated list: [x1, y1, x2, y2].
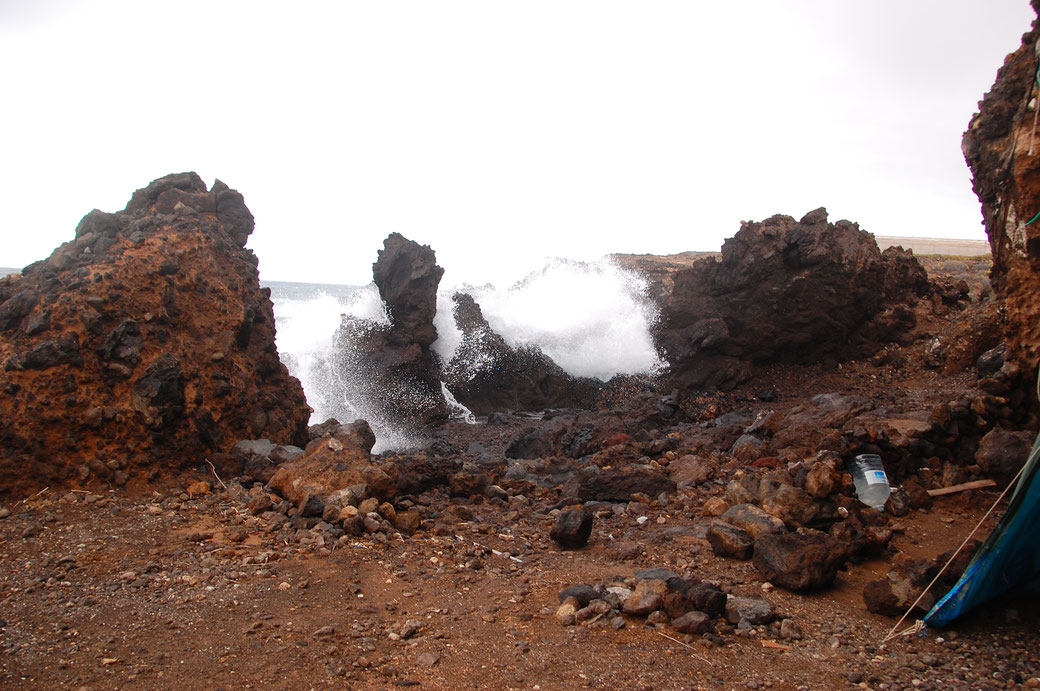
[0, 476, 1036, 690]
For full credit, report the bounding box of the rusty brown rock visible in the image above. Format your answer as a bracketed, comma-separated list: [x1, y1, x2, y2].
[267, 420, 392, 508]
[0, 173, 310, 497]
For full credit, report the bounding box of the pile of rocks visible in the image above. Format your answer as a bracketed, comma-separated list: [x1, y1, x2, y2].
[555, 568, 795, 643]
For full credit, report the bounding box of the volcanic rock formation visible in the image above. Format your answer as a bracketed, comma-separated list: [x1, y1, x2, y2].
[0, 173, 310, 496]
[961, 1, 1040, 371]
[333, 233, 448, 426]
[655, 208, 929, 390]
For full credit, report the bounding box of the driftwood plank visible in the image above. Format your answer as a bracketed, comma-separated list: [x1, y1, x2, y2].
[927, 479, 998, 497]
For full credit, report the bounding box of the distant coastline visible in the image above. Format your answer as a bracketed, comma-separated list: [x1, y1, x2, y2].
[874, 236, 989, 256]
[0, 267, 19, 277]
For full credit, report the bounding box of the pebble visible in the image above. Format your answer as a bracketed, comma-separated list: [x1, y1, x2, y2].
[400, 619, 423, 639]
[416, 652, 439, 666]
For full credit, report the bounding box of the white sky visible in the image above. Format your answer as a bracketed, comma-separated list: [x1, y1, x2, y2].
[0, 1, 1033, 285]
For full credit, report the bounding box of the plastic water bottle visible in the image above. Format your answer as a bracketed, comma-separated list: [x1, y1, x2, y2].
[847, 454, 891, 510]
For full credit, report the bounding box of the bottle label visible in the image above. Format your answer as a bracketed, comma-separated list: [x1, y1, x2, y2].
[866, 470, 888, 485]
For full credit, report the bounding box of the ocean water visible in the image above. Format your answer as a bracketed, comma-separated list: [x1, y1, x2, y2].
[265, 257, 663, 451]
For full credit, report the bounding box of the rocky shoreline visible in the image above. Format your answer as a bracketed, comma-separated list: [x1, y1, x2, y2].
[4, 5, 1040, 685]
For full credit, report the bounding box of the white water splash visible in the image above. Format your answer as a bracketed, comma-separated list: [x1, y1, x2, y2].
[441, 382, 476, 424]
[433, 257, 664, 381]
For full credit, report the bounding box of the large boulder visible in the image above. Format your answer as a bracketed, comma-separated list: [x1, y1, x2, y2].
[0, 173, 310, 497]
[656, 209, 928, 389]
[267, 420, 394, 512]
[975, 427, 1034, 484]
[753, 529, 847, 591]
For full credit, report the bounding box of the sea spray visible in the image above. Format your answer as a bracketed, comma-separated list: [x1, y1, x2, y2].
[269, 257, 664, 451]
[433, 257, 664, 381]
[270, 283, 424, 452]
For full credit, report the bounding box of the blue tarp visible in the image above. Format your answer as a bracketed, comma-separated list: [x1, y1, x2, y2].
[924, 431, 1040, 626]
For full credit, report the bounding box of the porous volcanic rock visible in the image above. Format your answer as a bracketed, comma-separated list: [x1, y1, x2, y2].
[0, 173, 310, 496]
[333, 234, 447, 426]
[443, 292, 601, 414]
[656, 209, 928, 389]
[961, 1, 1040, 372]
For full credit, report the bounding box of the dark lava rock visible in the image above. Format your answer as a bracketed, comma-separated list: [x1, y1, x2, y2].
[753, 529, 847, 591]
[975, 427, 1033, 484]
[707, 520, 754, 560]
[550, 507, 593, 548]
[557, 584, 600, 607]
[863, 542, 980, 616]
[671, 610, 714, 634]
[373, 232, 443, 348]
[656, 209, 928, 390]
[330, 233, 448, 426]
[686, 582, 727, 618]
[564, 465, 676, 503]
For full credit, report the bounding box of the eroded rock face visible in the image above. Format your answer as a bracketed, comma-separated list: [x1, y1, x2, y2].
[656, 209, 928, 389]
[333, 234, 447, 427]
[0, 173, 310, 496]
[961, 2, 1040, 371]
[374, 232, 444, 348]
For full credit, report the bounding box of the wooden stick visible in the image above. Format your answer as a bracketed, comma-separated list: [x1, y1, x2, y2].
[927, 479, 997, 497]
[654, 630, 711, 663]
[204, 458, 228, 490]
[19, 487, 49, 505]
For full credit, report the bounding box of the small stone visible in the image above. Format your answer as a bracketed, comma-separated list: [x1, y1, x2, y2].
[779, 618, 802, 640]
[400, 619, 423, 639]
[556, 597, 579, 622]
[702, 496, 730, 517]
[672, 610, 713, 634]
[416, 652, 439, 666]
[278, 581, 292, 591]
[646, 610, 669, 626]
[550, 507, 593, 548]
[725, 596, 774, 626]
[186, 481, 210, 498]
[0, 507, 10, 519]
[312, 625, 335, 637]
[558, 584, 599, 607]
[623, 579, 668, 615]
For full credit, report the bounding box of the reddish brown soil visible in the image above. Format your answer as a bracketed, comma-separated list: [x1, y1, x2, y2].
[0, 476, 1035, 690]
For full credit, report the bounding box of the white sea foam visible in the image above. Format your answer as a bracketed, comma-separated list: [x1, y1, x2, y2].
[433, 257, 664, 381]
[270, 257, 663, 452]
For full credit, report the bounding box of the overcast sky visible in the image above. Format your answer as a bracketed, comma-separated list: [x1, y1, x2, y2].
[0, 1, 1034, 285]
